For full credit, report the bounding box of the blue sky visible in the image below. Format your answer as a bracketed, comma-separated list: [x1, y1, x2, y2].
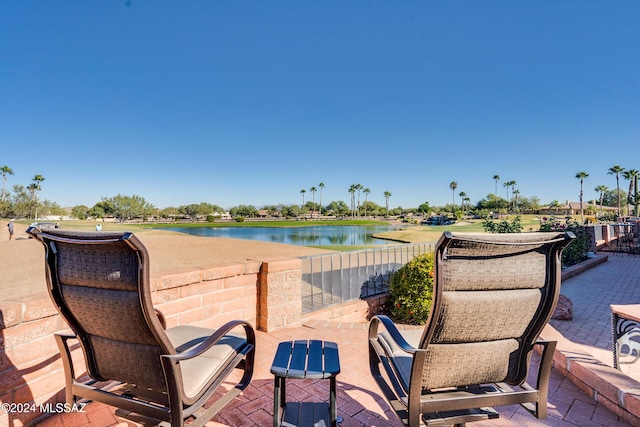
[1, 1, 639, 211]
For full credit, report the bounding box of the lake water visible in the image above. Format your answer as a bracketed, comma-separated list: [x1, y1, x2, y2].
[163, 225, 397, 246]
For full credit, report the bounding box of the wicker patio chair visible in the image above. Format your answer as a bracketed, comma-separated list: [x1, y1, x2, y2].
[27, 227, 255, 427]
[369, 231, 574, 426]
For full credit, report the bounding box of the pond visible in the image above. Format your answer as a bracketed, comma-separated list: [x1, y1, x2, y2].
[162, 225, 397, 246]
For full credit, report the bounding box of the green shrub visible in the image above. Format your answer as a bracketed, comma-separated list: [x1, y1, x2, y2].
[598, 212, 617, 223]
[388, 253, 435, 324]
[481, 215, 523, 233]
[538, 216, 591, 267]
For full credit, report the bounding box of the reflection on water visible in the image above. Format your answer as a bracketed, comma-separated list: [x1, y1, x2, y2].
[162, 225, 396, 246]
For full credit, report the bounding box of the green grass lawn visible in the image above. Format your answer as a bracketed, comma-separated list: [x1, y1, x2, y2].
[373, 215, 550, 244]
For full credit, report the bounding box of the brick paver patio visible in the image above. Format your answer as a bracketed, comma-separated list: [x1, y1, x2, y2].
[35, 252, 640, 426]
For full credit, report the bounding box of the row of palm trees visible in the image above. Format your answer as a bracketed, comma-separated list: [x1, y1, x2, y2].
[298, 184, 393, 218]
[455, 169, 640, 222]
[451, 175, 519, 214]
[604, 166, 639, 217]
[1, 165, 46, 219]
[447, 181, 471, 212]
[576, 166, 640, 223]
[299, 183, 325, 215]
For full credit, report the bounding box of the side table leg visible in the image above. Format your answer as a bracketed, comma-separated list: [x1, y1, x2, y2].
[274, 376, 286, 427]
[330, 376, 337, 427]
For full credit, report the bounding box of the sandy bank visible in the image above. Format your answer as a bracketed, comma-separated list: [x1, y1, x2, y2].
[0, 221, 333, 302]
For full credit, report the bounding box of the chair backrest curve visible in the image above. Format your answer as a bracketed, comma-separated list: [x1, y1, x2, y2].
[417, 231, 573, 389]
[28, 227, 176, 392]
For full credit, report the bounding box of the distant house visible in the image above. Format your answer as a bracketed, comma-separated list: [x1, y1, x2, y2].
[538, 201, 614, 216]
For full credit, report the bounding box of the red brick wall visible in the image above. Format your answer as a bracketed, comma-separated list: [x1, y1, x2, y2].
[0, 257, 302, 427]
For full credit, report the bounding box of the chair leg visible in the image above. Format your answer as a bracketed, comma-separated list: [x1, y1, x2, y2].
[534, 340, 557, 419]
[54, 333, 79, 404]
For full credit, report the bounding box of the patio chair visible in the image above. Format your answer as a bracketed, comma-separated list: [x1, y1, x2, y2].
[369, 231, 574, 426]
[27, 227, 255, 427]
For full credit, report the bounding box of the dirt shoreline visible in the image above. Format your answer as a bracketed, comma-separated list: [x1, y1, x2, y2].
[0, 221, 334, 302]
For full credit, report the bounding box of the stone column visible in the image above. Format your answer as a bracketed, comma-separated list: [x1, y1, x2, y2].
[257, 257, 302, 332]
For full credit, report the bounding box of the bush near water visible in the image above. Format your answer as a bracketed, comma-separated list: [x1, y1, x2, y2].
[388, 253, 435, 324]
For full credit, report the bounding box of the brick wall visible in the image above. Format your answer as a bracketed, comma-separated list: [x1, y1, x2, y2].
[0, 256, 303, 427]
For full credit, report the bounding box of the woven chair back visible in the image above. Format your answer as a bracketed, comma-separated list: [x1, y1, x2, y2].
[418, 232, 569, 390]
[36, 229, 174, 391]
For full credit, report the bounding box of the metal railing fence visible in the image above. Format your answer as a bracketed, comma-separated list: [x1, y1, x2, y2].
[300, 242, 435, 313]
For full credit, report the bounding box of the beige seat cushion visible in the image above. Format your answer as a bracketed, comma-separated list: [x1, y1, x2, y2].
[166, 325, 248, 399]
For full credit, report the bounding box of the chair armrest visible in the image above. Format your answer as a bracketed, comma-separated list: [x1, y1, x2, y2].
[56, 331, 77, 341]
[164, 320, 256, 363]
[155, 309, 167, 329]
[369, 314, 417, 354]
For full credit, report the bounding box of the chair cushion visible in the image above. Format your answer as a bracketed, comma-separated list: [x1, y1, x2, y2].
[165, 325, 248, 399]
[378, 329, 519, 391]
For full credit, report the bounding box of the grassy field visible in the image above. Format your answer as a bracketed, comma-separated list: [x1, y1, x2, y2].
[373, 214, 548, 244]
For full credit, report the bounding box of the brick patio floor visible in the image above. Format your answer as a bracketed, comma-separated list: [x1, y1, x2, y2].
[37, 253, 639, 427]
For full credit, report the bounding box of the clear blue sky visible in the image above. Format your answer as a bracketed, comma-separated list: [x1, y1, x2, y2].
[1, 2, 638, 211]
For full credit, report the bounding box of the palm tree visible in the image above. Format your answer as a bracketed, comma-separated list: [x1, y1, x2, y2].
[318, 182, 325, 216]
[575, 171, 589, 223]
[384, 191, 392, 217]
[493, 175, 500, 199]
[32, 174, 45, 219]
[624, 169, 640, 216]
[549, 200, 561, 213]
[348, 185, 356, 219]
[458, 191, 467, 210]
[309, 186, 317, 217]
[363, 188, 371, 218]
[510, 181, 517, 210]
[1, 165, 14, 202]
[503, 181, 511, 205]
[300, 189, 306, 210]
[355, 184, 363, 217]
[623, 169, 639, 216]
[449, 182, 457, 214]
[608, 165, 624, 217]
[595, 185, 608, 215]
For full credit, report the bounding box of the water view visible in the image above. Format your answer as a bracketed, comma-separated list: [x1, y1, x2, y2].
[163, 225, 397, 246]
